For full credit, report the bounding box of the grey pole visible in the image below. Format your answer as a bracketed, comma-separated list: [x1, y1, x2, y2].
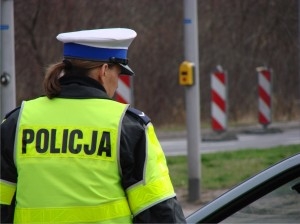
[183, 0, 201, 202]
[298, 0, 300, 106]
[0, 0, 16, 120]
[0, 0, 2, 119]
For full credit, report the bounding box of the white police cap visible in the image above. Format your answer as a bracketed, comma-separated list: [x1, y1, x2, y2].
[56, 28, 137, 76]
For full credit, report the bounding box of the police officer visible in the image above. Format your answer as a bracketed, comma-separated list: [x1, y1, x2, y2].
[0, 28, 186, 223]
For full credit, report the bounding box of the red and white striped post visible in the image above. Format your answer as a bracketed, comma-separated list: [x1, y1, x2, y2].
[257, 66, 272, 128]
[211, 65, 227, 132]
[115, 76, 133, 105]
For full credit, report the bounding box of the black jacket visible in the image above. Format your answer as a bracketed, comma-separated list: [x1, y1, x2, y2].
[0, 75, 186, 223]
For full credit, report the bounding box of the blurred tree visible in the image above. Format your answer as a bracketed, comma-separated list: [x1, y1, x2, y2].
[13, 0, 299, 127]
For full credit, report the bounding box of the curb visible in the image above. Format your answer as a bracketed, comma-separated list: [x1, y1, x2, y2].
[157, 120, 300, 140]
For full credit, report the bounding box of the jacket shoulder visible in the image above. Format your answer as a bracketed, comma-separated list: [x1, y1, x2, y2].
[126, 107, 151, 125]
[4, 106, 21, 119]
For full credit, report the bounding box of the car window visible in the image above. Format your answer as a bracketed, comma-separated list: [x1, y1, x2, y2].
[221, 177, 300, 223]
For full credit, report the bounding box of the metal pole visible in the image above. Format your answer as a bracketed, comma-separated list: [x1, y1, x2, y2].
[183, 0, 201, 202]
[298, 0, 300, 106]
[0, 0, 2, 119]
[0, 0, 16, 120]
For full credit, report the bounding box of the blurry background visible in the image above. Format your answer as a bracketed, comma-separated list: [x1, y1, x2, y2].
[14, 0, 299, 127]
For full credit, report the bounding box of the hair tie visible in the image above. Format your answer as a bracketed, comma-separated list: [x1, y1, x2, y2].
[63, 59, 73, 70]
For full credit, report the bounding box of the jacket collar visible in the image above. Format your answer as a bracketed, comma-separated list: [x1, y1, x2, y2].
[58, 75, 111, 99]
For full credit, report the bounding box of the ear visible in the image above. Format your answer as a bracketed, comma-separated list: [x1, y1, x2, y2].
[98, 64, 109, 83]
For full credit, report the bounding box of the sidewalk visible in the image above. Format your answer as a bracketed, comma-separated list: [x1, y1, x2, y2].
[156, 120, 300, 140]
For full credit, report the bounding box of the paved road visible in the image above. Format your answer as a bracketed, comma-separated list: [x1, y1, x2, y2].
[160, 127, 300, 156]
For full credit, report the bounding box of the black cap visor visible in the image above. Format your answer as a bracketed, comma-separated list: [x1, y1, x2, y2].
[119, 64, 134, 76]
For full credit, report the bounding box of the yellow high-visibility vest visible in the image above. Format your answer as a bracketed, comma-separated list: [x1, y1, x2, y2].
[14, 97, 131, 223]
[7, 96, 176, 223]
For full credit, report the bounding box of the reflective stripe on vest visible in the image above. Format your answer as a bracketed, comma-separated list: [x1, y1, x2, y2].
[14, 198, 131, 223]
[0, 180, 16, 205]
[14, 97, 131, 223]
[126, 124, 176, 215]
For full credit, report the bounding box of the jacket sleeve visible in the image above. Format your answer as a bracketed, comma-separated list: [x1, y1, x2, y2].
[120, 109, 186, 223]
[1, 108, 20, 223]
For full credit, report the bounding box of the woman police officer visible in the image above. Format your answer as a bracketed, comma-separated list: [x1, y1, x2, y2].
[0, 28, 186, 223]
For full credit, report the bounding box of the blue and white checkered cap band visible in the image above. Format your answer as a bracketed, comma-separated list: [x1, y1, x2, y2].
[63, 43, 128, 61]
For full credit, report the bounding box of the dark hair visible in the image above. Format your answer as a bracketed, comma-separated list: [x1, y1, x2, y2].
[43, 59, 107, 98]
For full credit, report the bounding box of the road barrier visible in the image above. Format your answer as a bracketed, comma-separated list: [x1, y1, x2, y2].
[211, 65, 227, 132]
[115, 76, 133, 104]
[257, 66, 272, 128]
[203, 65, 237, 141]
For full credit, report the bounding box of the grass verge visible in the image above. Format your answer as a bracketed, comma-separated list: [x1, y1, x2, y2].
[166, 144, 300, 191]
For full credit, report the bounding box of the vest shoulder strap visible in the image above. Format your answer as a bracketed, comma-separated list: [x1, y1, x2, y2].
[127, 107, 151, 125]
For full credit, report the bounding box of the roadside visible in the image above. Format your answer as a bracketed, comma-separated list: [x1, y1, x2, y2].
[156, 120, 300, 140]
[158, 120, 300, 216]
[176, 187, 228, 217]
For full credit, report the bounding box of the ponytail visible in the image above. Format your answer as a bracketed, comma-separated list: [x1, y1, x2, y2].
[43, 62, 64, 99]
[43, 59, 106, 99]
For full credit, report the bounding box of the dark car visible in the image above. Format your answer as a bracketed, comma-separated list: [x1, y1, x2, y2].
[186, 153, 300, 223]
